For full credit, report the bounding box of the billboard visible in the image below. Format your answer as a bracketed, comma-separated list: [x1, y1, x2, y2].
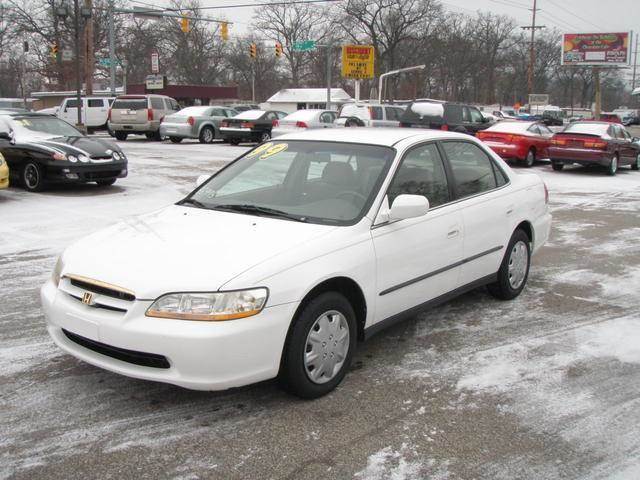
[561, 32, 631, 66]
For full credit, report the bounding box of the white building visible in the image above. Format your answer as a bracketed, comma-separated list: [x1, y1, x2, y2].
[263, 88, 352, 113]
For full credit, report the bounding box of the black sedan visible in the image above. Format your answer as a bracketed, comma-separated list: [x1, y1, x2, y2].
[0, 112, 127, 192]
[219, 110, 287, 145]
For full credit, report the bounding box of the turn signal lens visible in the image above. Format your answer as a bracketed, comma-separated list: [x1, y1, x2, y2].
[146, 288, 268, 321]
[295, 121, 308, 128]
[52, 152, 67, 161]
[52, 257, 64, 287]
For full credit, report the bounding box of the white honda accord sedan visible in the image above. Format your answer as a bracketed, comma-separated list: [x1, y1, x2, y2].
[41, 129, 551, 398]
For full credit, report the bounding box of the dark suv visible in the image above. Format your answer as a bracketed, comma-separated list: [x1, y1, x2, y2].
[399, 100, 492, 135]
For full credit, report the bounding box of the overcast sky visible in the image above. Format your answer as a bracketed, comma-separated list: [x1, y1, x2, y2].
[150, 0, 638, 34]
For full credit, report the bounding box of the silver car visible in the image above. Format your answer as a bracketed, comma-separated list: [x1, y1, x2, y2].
[159, 106, 238, 144]
[271, 110, 337, 138]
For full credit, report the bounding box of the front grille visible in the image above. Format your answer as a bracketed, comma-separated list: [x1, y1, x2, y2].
[62, 329, 170, 369]
[82, 170, 121, 180]
[67, 292, 127, 313]
[68, 276, 135, 302]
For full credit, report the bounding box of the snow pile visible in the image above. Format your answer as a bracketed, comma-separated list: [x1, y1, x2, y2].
[354, 443, 449, 480]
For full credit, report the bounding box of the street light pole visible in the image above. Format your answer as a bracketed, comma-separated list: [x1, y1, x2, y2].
[326, 40, 332, 110]
[109, 0, 115, 95]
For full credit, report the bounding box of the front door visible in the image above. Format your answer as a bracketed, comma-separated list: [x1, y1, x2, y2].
[372, 142, 463, 323]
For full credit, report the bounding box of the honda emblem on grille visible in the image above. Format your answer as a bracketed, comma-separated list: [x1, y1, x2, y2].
[82, 292, 94, 305]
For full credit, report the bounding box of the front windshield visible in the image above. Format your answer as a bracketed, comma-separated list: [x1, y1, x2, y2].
[11, 116, 82, 139]
[186, 140, 395, 225]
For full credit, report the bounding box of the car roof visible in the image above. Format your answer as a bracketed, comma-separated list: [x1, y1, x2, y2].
[275, 127, 470, 146]
[0, 111, 51, 117]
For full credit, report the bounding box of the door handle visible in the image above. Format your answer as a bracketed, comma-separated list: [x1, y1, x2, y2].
[447, 229, 459, 238]
[506, 205, 514, 216]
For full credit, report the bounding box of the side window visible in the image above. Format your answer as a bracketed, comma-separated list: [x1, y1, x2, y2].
[442, 141, 498, 198]
[527, 124, 541, 135]
[621, 128, 631, 140]
[265, 112, 276, 121]
[493, 163, 509, 187]
[385, 107, 399, 121]
[387, 143, 449, 208]
[225, 109, 237, 117]
[87, 99, 104, 108]
[163, 99, 172, 110]
[462, 107, 471, 122]
[469, 108, 483, 123]
[171, 99, 180, 110]
[150, 97, 164, 109]
[66, 99, 78, 108]
[370, 106, 383, 120]
[211, 108, 225, 116]
[319, 112, 333, 123]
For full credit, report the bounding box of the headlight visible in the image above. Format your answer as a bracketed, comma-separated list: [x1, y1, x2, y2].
[78, 154, 89, 163]
[146, 288, 268, 321]
[52, 257, 64, 287]
[68, 155, 78, 163]
[112, 151, 121, 161]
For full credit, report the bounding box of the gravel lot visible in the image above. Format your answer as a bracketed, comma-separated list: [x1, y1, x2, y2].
[2, 130, 640, 479]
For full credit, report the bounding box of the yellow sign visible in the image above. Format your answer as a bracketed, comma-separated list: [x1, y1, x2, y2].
[341, 45, 375, 79]
[246, 142, 289, 160]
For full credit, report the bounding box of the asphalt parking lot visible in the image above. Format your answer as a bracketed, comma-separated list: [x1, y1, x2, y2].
[2, 130, 640, 479]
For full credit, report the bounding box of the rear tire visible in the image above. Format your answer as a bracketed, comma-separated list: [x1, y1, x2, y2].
[22, 161, 45, 192]
[114, 131, 128, 141]
[552, 161, 564, 171]
[260, 131, 271, 143]
[279, 292, 357, 399]
[199, 126, 215, 144]
[229, 138, 240, 146]
[96, 178, 116, 187]
[631, 153, 639, 171]
[169, 137, 182, 144]
[488, 229, 531, 301]
[607, 155, 618, 176]
[524, 148, 535, 168]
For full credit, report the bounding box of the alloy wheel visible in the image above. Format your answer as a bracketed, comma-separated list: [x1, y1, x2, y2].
[24, 164, 40, 190]
[261, 132, 271, 142]
[508, 240, 528, 290]
[304, 310, 350, 384]
[202, 127, 214, 143]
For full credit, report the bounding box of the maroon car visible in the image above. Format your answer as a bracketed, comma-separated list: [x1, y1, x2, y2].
[549, 121, 640, 175]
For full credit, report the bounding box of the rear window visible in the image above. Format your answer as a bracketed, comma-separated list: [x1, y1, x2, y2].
[563, 123, 609, 136]
[401, 102, 445, 124]
[235, 110, 265, 120]
[150, 97, 164, 109]
[338, 104, 369, 119]
[113, 98, 147, 110]
[87, 99, 104, 108]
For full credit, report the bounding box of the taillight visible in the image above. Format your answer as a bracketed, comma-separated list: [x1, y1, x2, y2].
[295, 121, 308, 128]
[241, 122, 254, 128]
[147, 109, 153, 121]
[107, 108, 112, 122]
[584, 141, 607, 149]
[187, 116, 195, 126]
[551, 138, 566, 146]
[220, 121, 228, 128]
[440, 124, 449, 131]
[272, 119, 279, 127]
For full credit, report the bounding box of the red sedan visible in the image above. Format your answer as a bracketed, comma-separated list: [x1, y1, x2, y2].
[549, 121, 640, 176]
[477, 121, 553, 167]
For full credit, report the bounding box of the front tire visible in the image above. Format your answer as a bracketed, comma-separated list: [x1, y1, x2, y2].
[169, 137, 182, 144]
[631, 153, 639, 171]
[114, 131, 128, 141]
[279, 292, 357, 399]
[488, 229, 531, 300]
[96, 178, 116, 187]
[199, 126, 215, 144]
[524, 148, 535, 168]
[22, 161, 45, 192]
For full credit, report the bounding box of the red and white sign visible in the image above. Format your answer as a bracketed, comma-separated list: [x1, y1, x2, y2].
[151, 52, 159, 74]
[561, 32, 631, 66]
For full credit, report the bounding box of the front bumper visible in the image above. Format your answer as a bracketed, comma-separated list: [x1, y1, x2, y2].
[46, 160, 128, 183]
[159, 123, 196, 139]
[41, 279, 297, 391]
[548, 147, 611, 166]
[484, 141, 527, 160]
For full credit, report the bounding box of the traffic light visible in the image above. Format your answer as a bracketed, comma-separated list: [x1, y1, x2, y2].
[50, 43, 58, 58]
[220, 22, 229, 41]
[180, 16, 190, 33]
[249, 43, 257, 58]
[275, 42, 283, 57]
[23, 41, 29, 53]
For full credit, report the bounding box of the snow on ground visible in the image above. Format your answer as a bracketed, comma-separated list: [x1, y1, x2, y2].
[1, 136, 640, 479]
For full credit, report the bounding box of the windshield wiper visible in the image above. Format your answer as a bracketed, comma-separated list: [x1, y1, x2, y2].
[178, 198, 210, 209]
[213, 204, 307, 222]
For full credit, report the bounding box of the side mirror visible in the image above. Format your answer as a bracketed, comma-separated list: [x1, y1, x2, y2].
[632, 137, 640, 143]
[196, 174, 209, 187]
[0, 131, 11, 141]
[389, 194, 430, 221]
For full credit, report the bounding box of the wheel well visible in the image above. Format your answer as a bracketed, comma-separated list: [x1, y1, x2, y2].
[293, 277, 367, 341]
[516, 221, 533, 245]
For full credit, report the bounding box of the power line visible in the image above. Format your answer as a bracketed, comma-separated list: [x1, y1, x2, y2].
[544, 0, 607, 32]
[128, 0, 344, 13]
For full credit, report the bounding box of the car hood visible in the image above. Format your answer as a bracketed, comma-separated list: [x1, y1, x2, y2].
[20, 135, 121, 157]
[61, 205, 337, 299]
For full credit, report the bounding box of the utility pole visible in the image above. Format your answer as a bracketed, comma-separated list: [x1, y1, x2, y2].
[73, 0, 82, 128]
[326, 40, 332, 110]
[108, 0, 115, 95]
[632, 33, 638, 91]
[83, 0, 94, 95]
[594, 67, 601, 119]
[521, 0, 545, 98]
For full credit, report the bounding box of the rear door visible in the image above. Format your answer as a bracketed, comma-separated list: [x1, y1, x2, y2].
[440, 140, 511, 284]
[86, 98, 108, 127]
[616, 126, 637, 163]
[383, 106, 400, 127]
[59, 98, 80, 124]
[535, 124, 554, 158]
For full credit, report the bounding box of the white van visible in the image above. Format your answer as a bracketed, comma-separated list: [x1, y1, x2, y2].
[57, 97, 115, 132]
